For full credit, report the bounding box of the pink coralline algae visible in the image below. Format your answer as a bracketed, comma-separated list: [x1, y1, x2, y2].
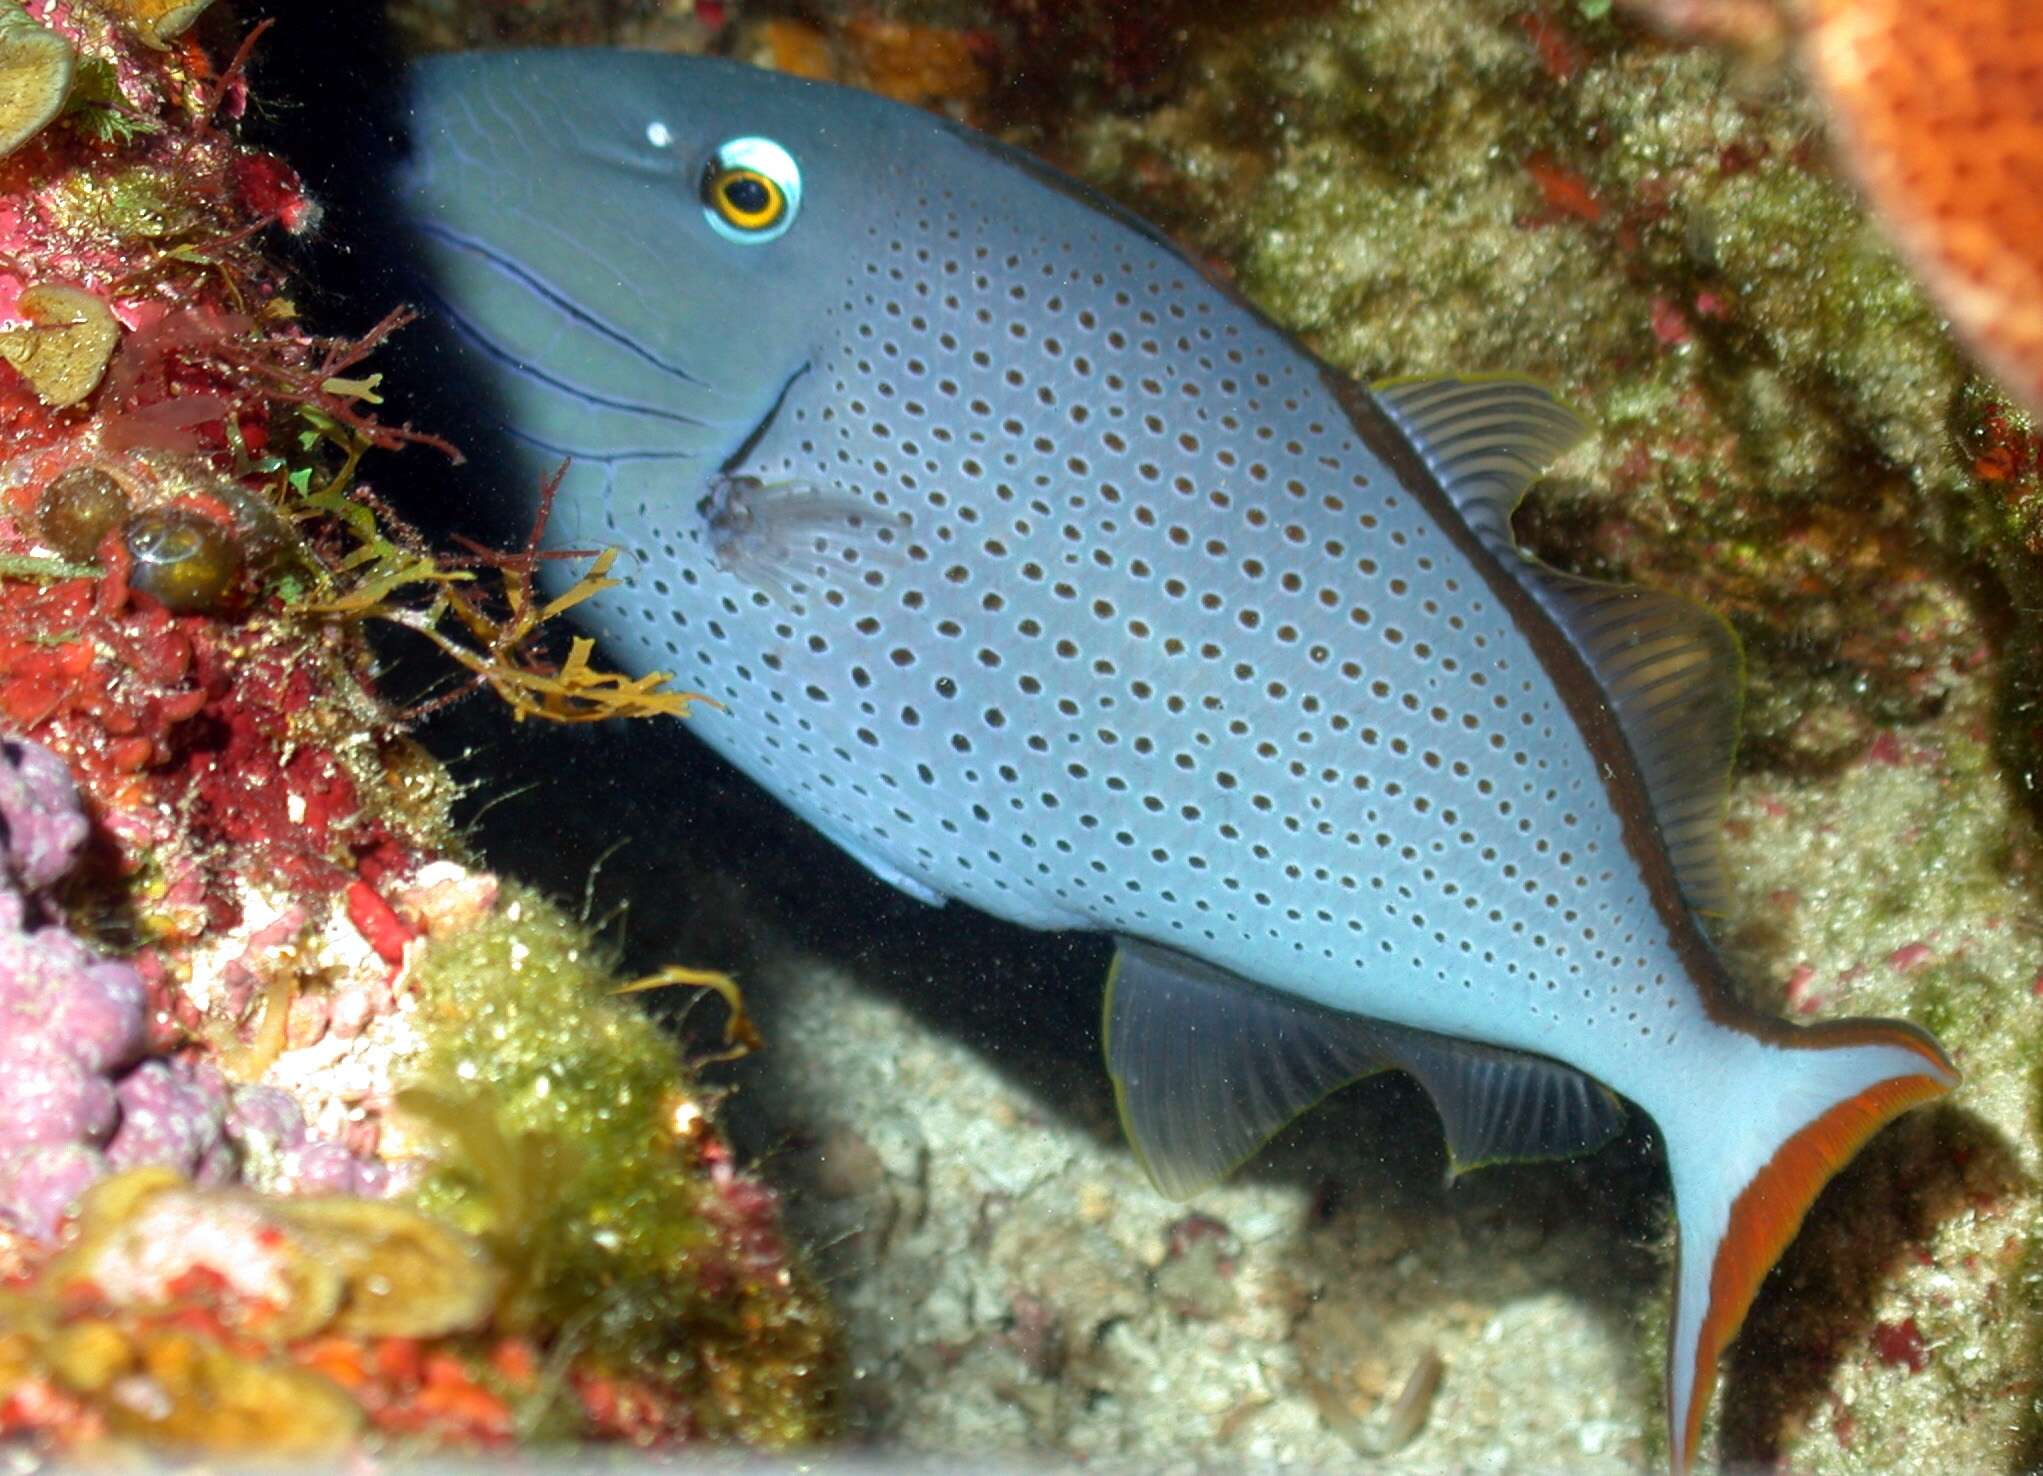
[0, 737, 378, 1242]
[0, 737, 88, 892]
[0, 736, 146, 1240]
[102, 1058, 232, 1183]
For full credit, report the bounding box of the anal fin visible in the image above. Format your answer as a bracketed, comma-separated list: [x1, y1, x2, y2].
[1387, 1023, 1628, 1178]
[1104, 940, 1626, 1198]
[1105, 941, 1391, 1198]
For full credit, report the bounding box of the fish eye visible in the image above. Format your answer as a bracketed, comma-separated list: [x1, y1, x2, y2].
[700, 136, 801, 243]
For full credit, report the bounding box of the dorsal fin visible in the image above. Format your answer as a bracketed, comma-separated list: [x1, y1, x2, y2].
[1506, 564, 1743, 914]
[1372, 374, 1588, 541]
[1103, 939, 1626, 1199]
[1373, 374, 1743, 915]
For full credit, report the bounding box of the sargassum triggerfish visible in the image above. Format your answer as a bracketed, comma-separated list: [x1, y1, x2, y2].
[397, 49, 1958, 1470]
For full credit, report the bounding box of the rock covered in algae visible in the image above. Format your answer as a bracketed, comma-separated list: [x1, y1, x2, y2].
[50, 1168, 500, 1343]
[400, 884, 837, 1447]
[0, 1167, 494, 1454]
[0, 0, 837, 1460]
[1619, 0, 2043, 421]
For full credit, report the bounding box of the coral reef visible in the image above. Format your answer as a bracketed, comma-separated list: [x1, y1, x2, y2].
[0, 0, 835, 1459]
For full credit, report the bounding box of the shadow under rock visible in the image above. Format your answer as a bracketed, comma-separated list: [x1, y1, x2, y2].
[1718, 1104, 2027, 1471]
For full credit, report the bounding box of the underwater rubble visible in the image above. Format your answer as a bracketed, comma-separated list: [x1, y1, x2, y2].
[0, 0, 834, 1459]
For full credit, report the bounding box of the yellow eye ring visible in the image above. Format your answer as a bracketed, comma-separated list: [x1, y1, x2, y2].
[699, 137, 802, 244]
[706, 166, 784, 231]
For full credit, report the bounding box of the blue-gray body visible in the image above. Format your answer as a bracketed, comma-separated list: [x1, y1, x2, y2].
[399, 50, 1953, 1470]
[409, 54, 1659, 1055]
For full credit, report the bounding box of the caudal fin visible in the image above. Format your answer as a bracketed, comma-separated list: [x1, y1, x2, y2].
[1659, 1017, 1955, 1473]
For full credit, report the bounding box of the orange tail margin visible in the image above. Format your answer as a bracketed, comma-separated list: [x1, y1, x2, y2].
[1664, 1018, 1955, 1473]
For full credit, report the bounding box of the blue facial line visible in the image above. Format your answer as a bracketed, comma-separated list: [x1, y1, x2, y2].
[410, 221, 717, 393]
[498, 421, 705, 468]
[422, 283, 716, 435]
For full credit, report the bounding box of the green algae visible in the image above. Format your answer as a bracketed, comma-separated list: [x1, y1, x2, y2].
[402, 884, 838, 1447]
[50, 161, 199, 241]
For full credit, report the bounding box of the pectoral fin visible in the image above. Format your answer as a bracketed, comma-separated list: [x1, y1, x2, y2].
[1104, 939, 1627, 1198]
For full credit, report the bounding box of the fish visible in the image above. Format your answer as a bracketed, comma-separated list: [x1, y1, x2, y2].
[396, 48, 1957, 1470]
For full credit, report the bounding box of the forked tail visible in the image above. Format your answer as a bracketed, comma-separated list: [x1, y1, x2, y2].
[1657, 1016, 1955, 1472]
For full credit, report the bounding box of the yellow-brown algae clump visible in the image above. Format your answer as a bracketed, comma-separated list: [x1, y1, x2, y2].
[258, 1194, 502, 1340]
[0, 1169, 507, 1455]
[0, 1308, 366, 1456]
[49, 1169, 500, 1344]
[106, 1328, 364, 1454]
[0, 285, 121, 408]
[0, 3, 74, 158]
[116, 0, 216, 49]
